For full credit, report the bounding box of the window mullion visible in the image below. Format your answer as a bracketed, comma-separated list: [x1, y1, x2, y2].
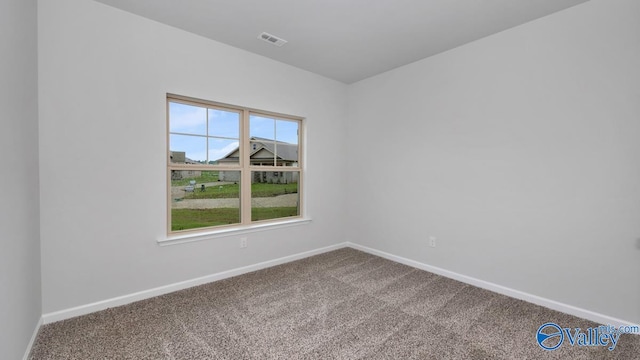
[241, 110, 252, 225]
[205, 108, 209, 164]
[273, 120, 277, 166]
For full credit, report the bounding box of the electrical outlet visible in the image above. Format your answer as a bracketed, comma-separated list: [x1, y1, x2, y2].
[240, 237, 247, 248]
[429, 236, 437, 248]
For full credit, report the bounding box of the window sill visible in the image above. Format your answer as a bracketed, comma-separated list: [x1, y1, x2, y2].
[158, 218, 312, 246]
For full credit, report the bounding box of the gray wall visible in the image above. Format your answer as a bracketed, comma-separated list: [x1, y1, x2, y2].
[347, 0, 640, 324]
[0, 0, 42, 359]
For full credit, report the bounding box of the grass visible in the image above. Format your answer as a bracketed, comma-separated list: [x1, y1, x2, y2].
[251, 183, 298, 198]
[171, 171, 219, 186]
[171, 207, 298, 231]
[171, 208, 240, 230]
[183, 182, 298, 200]
[183, 183, 240, 199]
[251, 207, 298, 222]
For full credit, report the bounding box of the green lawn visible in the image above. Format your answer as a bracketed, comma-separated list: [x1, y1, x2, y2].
[171, 208, 239, 231]
[183, 183, 240, 199]
[183, 182, 297, 200]
[251, 183, 298, 198]
[251, 207, 299, 222]
[171, 207, 298, 231]
[171, 171, 219, 186]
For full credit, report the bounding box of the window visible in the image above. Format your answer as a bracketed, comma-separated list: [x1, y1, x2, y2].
[167, 95, 303, 234]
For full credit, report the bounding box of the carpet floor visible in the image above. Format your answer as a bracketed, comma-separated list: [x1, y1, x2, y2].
[29, 248, 639, 359]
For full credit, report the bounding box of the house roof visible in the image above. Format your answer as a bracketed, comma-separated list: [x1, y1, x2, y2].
[250, 137, 298, 162]
[220, 137, 298, 162]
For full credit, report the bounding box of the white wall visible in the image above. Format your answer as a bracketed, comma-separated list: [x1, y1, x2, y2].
[348, 0, 640, 324]
[37, 0, 639, 326]
[38, 0, 348, 314]
[0, 0, 42, 358]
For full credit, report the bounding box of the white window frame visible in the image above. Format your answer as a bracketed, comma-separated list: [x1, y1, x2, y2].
[165, 94, 305, 239]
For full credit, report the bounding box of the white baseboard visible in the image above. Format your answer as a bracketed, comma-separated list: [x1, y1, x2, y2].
[41, 241, 638, 331]
[347, 242, 639, 329]
[23, 316, 43, 360]
[42, 243, 348, 324]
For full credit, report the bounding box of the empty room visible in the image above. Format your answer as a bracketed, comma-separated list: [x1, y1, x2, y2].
[2, 0, 639, 359]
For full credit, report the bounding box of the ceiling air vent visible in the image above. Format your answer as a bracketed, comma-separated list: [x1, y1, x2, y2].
[258, 32, 287, 47]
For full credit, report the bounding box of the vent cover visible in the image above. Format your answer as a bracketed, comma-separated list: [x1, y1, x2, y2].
[258, 32, 287, 47]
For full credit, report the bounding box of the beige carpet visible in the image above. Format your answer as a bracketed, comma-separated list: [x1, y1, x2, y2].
[30, 248, 639, 359]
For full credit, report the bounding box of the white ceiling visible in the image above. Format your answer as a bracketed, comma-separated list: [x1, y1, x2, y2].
[93, 0, 590, 84]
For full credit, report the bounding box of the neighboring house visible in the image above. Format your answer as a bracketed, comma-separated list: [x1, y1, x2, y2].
[169, 151, 202, 180]
[218, 137, 299, 183]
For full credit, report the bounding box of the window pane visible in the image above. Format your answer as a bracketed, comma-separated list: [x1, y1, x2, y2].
[249, 139, 275, 166]
[209, 138, 239, 165]
[171, 170, 240, 231]
[275, 119, 298, 145]
[274, 138, 298, 166]
[170, 134, 206, 164]
[251, 171, 299, 222]
[169, 102, 206, 135]
[276, 121, 298, 164]
[250, 114, 275, 140]
[209, 108, 240, 139]
[249, 117, 299, 166]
